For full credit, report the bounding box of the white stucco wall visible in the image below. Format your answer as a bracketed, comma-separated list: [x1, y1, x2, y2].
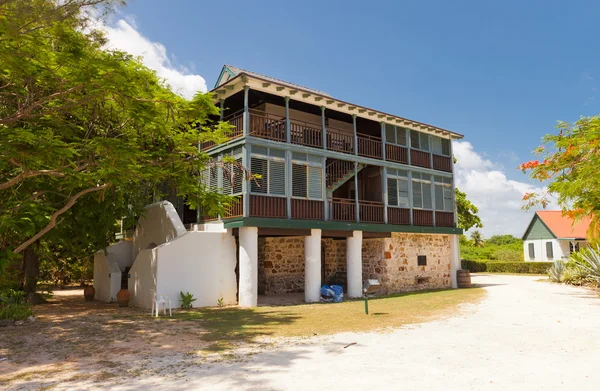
[154, 230, 237, 309]
[132, 201, 187, 260]
[93, 250, 122, 302]
[128, 248, 158, 309]
[106, 240, 134, 272]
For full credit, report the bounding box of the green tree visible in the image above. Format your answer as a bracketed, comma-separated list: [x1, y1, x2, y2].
[0, 0, 234, 294]
[470, 230, 484, 247]
[487, 235, 521, 246]
[456, 188, 483, 231]
[520, 116, 600, 243]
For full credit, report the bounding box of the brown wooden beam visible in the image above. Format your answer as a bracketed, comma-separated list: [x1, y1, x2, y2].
[322, 230, 353, 238]
[363, 231, 392, 238]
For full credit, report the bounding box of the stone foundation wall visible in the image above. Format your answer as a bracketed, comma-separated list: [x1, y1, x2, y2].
[257, 233, 452, 295]
[258, 237, 305, 295]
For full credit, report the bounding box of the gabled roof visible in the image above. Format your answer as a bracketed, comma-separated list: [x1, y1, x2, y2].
[216, 65, 331, 97]
[524, 211, 591, 240]
[211, 64, 463, 139]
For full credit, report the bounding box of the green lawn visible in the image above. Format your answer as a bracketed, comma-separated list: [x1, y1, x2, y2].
[167, 288, 486, 352]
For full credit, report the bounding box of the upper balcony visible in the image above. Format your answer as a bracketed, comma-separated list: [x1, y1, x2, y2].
[202, 89, 453, 173]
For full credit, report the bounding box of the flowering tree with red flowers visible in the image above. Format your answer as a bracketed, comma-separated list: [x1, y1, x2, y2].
[520, 116, 600, 241]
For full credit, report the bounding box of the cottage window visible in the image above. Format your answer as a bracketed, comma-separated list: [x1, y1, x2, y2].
[546, 242, 554, 260]
[528, 243, 535, 260]
[569, 242, 580, 254]
[418, 255, 427, 266]
[412, 173, 432, 209]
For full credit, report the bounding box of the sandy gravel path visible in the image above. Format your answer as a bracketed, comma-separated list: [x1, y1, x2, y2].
[6, 274, 600, 390]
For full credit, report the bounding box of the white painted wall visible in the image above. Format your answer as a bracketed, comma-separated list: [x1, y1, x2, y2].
[524, 239, 576, 262]
[450, 234, 461, 288]
[132, 201, 187, 260]
[154, 230, 237, 308]
[93, 250, 121, 302]
[106, 240, 133, 272]
[128, 248, 158, 309]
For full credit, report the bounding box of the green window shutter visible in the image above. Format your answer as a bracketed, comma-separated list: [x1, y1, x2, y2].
[443, 187, 453, 212]
[269, 160, 285, 196]
[387, 178, 398, 206]
[435, 184, 444, 210]
[397, 128, 407, 146]
[546, 242, 554, 259]
[432, 137, 442, 155]
[528, 243, 535, 259]
[422, 183, 432, 209]
[385, 124, 396, 144]
[441, 139, 450, 156]
[233, 157, 243, 194]
[410, 132, 420, 149]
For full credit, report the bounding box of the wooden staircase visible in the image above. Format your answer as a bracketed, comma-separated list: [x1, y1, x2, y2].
[326, 159, 364, 195]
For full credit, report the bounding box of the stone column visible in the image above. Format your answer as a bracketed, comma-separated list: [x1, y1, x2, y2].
[239, 226, 258, 307]
[450, 234, 461, 288]
[304, 229, 322, 303]
[346, 230, 363, 298]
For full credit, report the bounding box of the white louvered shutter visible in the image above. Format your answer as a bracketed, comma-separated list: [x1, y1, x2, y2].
[307, 166, 322, 199]
[398, 179, 409, 207]
[413, 181, 423, 208]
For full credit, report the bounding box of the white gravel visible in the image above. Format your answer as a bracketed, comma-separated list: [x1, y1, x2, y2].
[70, 275, 600, 390]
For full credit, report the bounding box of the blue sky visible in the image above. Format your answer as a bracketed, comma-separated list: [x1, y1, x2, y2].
[101, 0, 599, 236]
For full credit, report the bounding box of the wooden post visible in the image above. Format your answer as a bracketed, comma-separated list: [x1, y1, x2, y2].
[353, 114, 358, 156]
[406, 129, 412, 165]
[219, 99, 225, 121]
[321, 106, 327, 150]
[381, 122, 386, 161]
[449, 137, 457, 228]
[382, 166, 388, 224]
[354, 161, 359, 222]
[407, 171, 414, 225]
[431, 174, 436, 227]
[242, 86, 249, 137]
[322, 156, 328, 221]
[285, 96, 291, 144]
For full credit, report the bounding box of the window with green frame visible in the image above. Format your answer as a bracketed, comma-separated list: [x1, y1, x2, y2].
[412, 173, 432, 209]
[385, 124, 407, 146]
[431, 136, 451, 156]
[410, 131, 430, 151]
[434, 176, 454, 212]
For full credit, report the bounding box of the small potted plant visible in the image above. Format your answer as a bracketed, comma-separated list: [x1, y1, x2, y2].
[116, 288, 130, 307]
[180, 291, 196, 309]
[83, 285, 95, 302]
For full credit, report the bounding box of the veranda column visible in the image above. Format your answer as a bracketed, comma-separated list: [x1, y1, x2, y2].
[304, 229, 322, 303]
[238, 226, 258, 307]
[346, 230, 363, 298]
[450, 234, 461, 288]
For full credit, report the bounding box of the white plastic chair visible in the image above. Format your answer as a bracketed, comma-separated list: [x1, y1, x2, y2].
[151, 292, 172, 317]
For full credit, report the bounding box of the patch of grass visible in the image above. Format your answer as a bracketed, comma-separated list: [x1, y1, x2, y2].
[170, 288, 485, 351]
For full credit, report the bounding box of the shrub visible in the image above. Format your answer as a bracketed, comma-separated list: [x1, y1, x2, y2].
[486, 262, 552, 274]
[548, 261, 564, 282]
[561, 265, 588, 285]
[461, 260, 553, 274]
[570, 245, 600, 285]
[0, 289, 33, 321]
[461, 260, 487, 272]
[180, 291, 197, 309]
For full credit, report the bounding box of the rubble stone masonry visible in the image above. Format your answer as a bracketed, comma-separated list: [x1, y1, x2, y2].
[257, 233, 452, 295]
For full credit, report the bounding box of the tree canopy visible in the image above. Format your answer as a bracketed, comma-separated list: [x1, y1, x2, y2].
[455, 188, 482, 231]
[520, 116, 600, 242]
[0, 0, 232, 279]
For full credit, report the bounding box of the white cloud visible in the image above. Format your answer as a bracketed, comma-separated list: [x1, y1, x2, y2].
[453, 141, 557, 238]
[94, 18, 207, 99]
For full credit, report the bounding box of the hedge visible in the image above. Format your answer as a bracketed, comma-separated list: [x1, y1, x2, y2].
[461, 260, 553, 274]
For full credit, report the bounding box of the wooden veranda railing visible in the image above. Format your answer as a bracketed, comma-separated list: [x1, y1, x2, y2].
[249, 194, 287, 218]
[290, 119, 323, 148]
[328, 197, 356, 222]
[435, 211, 455, 227]
[326, 159, 354, 188]
[291, 199, 324, 220]
[249, 110, 286, 142]
[413, 209, 434, 226]
[198, 196, 244, 222]
[359, 200, 384, 223]
[357, 134, 382, 159]
[433, 154, 452, 172]
[410, 149, 431, 169]
[387, 207, 410, 225]
[200, 110, 245, 150]
[327, 128, 354, 154]
[385, 144, 408, 164]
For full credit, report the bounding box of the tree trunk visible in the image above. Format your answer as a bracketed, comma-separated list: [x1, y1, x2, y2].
[22, 244, 39, 303]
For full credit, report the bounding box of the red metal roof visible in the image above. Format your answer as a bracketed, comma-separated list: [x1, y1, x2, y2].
[536, 211, 591, 239]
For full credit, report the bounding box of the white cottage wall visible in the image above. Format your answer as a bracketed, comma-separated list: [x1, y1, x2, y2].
[93, 251, 121, 302]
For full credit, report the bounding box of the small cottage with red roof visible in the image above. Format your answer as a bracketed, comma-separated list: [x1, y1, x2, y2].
[522, 211, 591, 262]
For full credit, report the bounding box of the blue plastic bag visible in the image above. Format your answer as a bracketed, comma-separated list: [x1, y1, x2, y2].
[320, 284, 334, 297]
[330, 285, 344, 302]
